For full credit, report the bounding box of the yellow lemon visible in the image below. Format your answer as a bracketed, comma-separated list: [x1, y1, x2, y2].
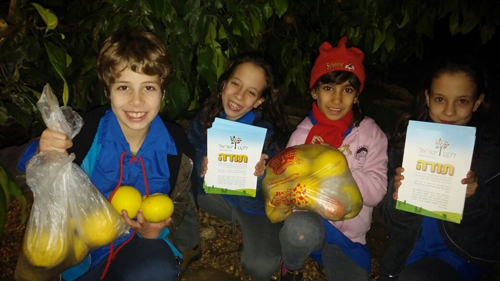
[141, 193, 174, 223]
[23, 229, 67, 267]
[341, 185, 363, 219]
[73, 235, 89, 262]
[310, 148, 349, 178]
[110, 185, 142, 219]
[80, 209, 118, 247]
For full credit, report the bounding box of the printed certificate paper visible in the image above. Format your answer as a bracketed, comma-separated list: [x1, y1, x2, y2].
[203, 118, 267, 197]
[396, 121, 476, 224]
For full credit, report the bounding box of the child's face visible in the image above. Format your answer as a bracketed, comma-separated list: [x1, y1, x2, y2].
[311, 80, 359, 121]
[425, 72, 484, 125]
[109, 66, 162, 139]
[221, 62, 266, 121]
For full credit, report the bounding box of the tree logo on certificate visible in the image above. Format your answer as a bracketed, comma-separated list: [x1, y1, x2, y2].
[230, 136, 242, 149]
[435, 138, 449, 156]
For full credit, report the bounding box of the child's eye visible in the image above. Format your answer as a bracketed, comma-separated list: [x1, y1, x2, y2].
[248, 91, 257, 97]
[117, 85, 128, 91]
[434, 97, 444, 103]
[344, 87, 354, 93]
[322, 86, 332, 91]
[458, 99, 470, 105]
[145, 86, 156, 91]
[231, 81, 240, 87]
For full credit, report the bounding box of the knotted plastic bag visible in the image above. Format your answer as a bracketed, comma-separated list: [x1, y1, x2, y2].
[262, 144, 363, 223]
[15, 84, 129, 281]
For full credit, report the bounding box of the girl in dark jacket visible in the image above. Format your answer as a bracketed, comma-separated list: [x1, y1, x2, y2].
[378, 56, 500, 281]
[187, 53, 291, 281]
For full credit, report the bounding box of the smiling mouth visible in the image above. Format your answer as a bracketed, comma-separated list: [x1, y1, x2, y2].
[126, 111, 146, 119]
[228, 101, 242, 111]
[327, 107, 342, 114]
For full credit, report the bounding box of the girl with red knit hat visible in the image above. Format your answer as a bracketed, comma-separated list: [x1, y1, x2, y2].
[279, 37, 388, 281]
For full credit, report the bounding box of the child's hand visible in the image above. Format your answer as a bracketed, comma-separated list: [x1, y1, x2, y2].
[462, 170, 478, 197]
[254, 154, 269, 176]
[121, 209, 172, 239]
[392, 167, 405, 200]
[200, 156, 208, 177]
[38, 128, 73, 154]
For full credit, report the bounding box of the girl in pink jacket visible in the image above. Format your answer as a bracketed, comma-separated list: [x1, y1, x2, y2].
[279, 37, 388, 281]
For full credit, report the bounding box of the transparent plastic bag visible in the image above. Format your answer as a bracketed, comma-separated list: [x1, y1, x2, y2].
[15, 84, 129, 281]
[262, 144, 363, 223]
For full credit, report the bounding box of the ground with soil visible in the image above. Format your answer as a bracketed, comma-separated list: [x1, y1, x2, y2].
[0, 196, 388, 281]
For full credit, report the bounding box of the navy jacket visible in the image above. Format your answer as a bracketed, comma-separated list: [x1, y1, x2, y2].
[377, 137, 500, 279]
[187, 112, 277, 215]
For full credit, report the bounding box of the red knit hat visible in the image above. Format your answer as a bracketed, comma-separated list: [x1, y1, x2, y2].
[309, 36, 366, 92]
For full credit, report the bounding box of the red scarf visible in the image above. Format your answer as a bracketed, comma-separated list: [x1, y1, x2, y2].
[305, 102, 352, 148]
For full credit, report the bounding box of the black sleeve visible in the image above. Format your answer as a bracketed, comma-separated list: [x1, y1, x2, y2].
[162, 118, 195, 193]
[68, 105, 110, 166]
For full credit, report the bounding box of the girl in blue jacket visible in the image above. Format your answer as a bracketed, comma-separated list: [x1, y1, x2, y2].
[187, 53, 291, 281]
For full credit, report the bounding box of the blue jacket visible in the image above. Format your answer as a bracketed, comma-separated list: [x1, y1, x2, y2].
[187, 112, 277, 215]
[15, 106, 194, 278]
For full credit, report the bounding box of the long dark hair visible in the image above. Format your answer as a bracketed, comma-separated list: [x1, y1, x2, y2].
[311, 71, 365, 127]
[391, 56, 497, 157]
[199, 52, 291, 151]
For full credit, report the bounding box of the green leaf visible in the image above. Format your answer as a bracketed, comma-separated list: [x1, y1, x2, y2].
[449, 8, 460, 35]
[166, 78, 190, 118]
[12, 66, 20, 82]
[0, 110, 8, 125]
[0, 166, 10, 207]
[460, 10, 478, 34]
[263, 3, 273, 19]
[274, 0, 289, 17]
[384, 29, 395, 52]
[250, 13, 260, 37]
[383, 16, 391, 31]
[398, 6, 410, 28]
[205, 20, 217, 44]
[8, 179, 27, 224]
[197, 46, 217, 92]
[373, 28, 385, 53]
[31, 3, 58, 32]
[147, 0, 165, 19]
[43, 40, 69, 105]
[184, 0, 201, 18]
[212, 44, 226, 79]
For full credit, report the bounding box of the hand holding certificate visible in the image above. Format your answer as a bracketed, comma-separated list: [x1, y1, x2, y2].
[396, 121, 476, 223]
[203, 118, 267, 197]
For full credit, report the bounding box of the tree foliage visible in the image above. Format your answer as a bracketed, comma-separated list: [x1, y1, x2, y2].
[0, 0, 499, 148]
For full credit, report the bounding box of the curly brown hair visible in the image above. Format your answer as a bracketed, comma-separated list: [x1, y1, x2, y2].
[96, 29, 172, 98]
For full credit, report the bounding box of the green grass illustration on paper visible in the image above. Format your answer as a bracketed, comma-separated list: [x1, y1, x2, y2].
[203, 182, 256, 198]
[396, 200, 462, 223]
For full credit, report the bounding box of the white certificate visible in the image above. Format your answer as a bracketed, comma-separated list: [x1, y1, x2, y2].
[204, 118, 267, 197]
[396, 121, 476, 223]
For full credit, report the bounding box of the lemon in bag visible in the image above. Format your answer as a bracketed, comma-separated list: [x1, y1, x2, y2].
[23, 229, 68, 267]
[80, 209, 118, 247]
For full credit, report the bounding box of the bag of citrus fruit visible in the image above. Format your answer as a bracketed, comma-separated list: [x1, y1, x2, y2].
[15, 85, 129, 281]
[262, 144, 363, 223]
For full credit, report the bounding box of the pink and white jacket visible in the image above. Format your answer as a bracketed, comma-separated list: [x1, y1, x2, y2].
[287, 116, 388, 244]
